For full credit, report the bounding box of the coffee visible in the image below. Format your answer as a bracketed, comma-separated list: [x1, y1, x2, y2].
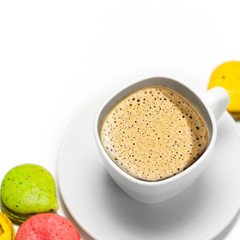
[100, 87, 209, 181]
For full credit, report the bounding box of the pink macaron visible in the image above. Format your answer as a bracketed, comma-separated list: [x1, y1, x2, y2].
[16, 213, 81, 240]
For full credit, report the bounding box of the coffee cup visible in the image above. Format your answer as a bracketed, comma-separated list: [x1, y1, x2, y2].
[94, 77, 229, 203]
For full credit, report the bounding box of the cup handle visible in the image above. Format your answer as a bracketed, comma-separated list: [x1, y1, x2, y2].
[202, 87, 230, 121]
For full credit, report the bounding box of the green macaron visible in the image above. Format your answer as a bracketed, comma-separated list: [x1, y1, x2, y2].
[1, 164, 59, 224]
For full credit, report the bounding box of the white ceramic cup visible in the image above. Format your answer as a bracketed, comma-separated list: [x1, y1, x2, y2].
[94, 77, 230, 204]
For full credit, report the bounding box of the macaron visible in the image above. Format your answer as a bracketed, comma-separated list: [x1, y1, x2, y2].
[0, 212, 15, 240]
[16, 213, 81, 240]
[208, 61, 240, 118]
[1, 164, 59, 224]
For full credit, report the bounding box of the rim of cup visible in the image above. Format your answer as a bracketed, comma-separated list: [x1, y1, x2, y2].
[94, 76, 217, 186]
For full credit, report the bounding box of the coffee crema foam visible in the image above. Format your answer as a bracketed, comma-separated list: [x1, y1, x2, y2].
[100, 87, 209, 181]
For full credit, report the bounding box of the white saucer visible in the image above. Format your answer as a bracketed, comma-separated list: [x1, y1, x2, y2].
[58, 96, 240, 240]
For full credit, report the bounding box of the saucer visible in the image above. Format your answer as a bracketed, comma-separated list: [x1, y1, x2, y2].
[58, 96, 240, 240]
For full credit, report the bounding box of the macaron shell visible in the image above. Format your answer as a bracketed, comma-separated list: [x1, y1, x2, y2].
[0, 212, 15, 240]
[230, 112, 240, 118]
[1, 164, 59, 215]
[16, 213, 80, 240]
[208, 61, 240, 118]
[1, 201, 33, 224]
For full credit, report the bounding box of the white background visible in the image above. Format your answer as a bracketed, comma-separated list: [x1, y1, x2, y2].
[0, 1, 240, 239]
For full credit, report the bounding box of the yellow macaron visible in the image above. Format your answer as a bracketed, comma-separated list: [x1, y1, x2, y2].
[208, 61, 240, 118]
[0, 212, 15, 240]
